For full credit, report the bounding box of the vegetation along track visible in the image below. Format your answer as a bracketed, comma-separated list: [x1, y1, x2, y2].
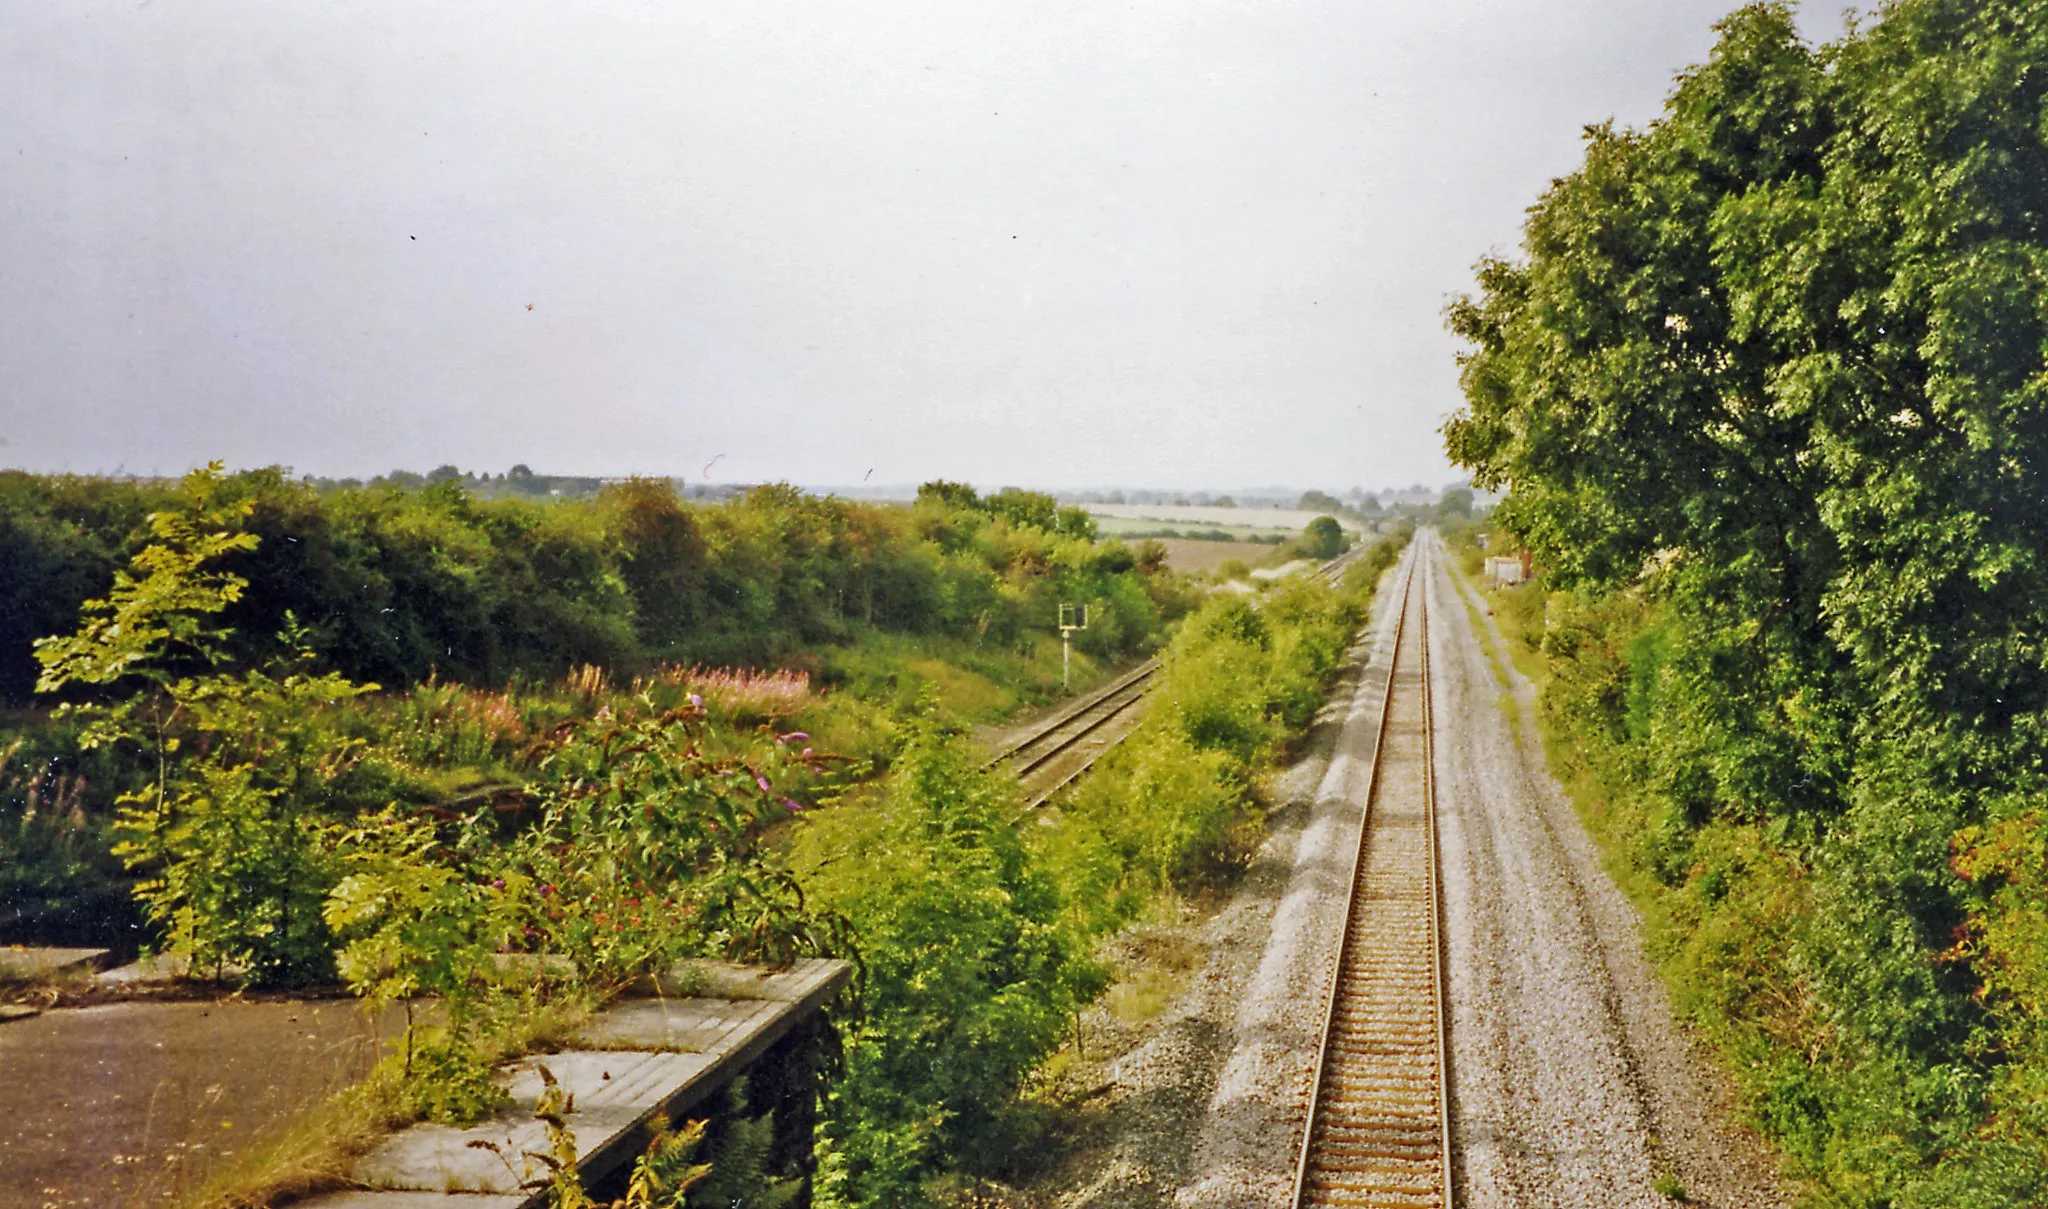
[986, 659, 1162, 806]
[1293, 549, 1452, 1209]
[988, 542, 1377, 807]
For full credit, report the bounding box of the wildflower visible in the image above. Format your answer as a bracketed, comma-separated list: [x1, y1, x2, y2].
[490, 878, 505, 890]
[780, 796, 806, 813]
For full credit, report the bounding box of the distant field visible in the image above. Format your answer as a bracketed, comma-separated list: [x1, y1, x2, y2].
[1156, 538, 1256, 574]
[1092, 514, 1294, 542]
[1088, 502, 1363, 532]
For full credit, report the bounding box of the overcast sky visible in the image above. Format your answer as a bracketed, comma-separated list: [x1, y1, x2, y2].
[3, 1, 1861, 492]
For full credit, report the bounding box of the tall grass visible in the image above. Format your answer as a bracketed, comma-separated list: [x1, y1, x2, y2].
[634, 664, 813, 725]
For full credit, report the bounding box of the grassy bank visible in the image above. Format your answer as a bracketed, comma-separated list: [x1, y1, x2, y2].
[1454, 528, 2048, 1207]
[787, 531, 1407, 1208]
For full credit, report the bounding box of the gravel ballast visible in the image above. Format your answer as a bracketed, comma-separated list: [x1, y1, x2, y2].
[1040, 534, 1789, 1209]
[1427, 535, 1788, 1209]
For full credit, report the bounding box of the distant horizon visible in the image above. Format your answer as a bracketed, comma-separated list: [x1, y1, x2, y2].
[2, 2, 1860, 492]
[0, 458, 1470, 503]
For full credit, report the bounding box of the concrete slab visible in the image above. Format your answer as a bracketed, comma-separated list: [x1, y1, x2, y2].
[644, 955, 849, 1002]
[351, 1051, 715, 1195]
[0, 946, 110, 981]
[571, 996, 783, 1053]
[0, 999, 398, 1209]
[287, 1194, 524, 1209]
[95, 952, 244, 986]
[299, 959, 850, 1209]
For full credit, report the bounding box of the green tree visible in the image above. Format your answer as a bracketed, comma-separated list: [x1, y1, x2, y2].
[602, 477, 709, 648]
[1433, 488, 1473, 523]
[1300, 516, 1346, 561]
[34, 465, 373, 984]
[913, 479, 979, 511]
[1053, 504, 1097, 541]
[983, 488, 1058, 533]
[1442, 2, 2048, 1198]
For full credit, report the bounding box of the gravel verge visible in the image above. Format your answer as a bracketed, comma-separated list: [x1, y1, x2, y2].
[1429, 537, 1789, 1208]
[1029, 533, 1791, 1209]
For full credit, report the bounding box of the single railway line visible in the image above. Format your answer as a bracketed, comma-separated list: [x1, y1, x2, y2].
[1292, 547, 1453, 1209]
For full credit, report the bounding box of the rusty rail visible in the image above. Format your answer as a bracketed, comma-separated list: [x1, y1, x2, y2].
[1291, 541, 1453, 1209]
[986, 540, 1377, 807]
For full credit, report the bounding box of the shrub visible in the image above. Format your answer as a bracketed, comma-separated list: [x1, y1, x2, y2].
[1061, 726, 1245, 892]
[796, 718, 1101, 1208]
[513, 704, 851, 987]
[1299, 516, 1347, 561]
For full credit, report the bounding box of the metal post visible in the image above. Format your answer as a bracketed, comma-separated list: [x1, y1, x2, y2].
[1058, 602, 1087, 694]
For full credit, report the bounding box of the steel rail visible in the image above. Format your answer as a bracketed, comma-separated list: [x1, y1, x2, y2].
[1289, 539, 1453, 1209]
[980, 659, 1160, 770]
[1424, 545, 1453, 1204]
[984, 539, 1384, 807]
[1007, 680, 1154, 782]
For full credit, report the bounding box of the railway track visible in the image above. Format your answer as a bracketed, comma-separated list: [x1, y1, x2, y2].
[985, 659, 1160, 806]
[985, 534, 1387, 808]
[1292, 546, 1453, 1209]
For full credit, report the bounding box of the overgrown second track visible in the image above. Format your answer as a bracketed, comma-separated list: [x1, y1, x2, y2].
[986, 542, 1378, 808]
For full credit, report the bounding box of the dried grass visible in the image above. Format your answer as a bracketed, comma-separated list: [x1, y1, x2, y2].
[166, 1068, 412, 1209]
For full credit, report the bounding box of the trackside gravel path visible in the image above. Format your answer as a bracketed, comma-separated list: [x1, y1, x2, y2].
[1426, 534, 1787, 1209]
[1046, 534, 1787, 1209]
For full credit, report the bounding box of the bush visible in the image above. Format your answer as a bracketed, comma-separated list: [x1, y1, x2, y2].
[795, 718, 1101, 1208]
[1298, 516, 1347, 561]
[0, 471, 1176, 708]
[1060, 726, 1245, 894]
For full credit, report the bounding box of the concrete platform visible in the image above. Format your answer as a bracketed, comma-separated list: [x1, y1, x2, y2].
[0, 999, 397, 1209]
[353, 1050, 715, 1194]
[0, 945, 110, 981]
[295, 958, 849, 1209]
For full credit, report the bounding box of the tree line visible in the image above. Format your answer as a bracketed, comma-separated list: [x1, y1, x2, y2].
[1446, 2, 2048, 1202]
[0, 469, 1169, 707]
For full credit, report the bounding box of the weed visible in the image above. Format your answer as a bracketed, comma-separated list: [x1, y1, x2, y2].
[169, 1065, 414, 1209]
[637, 665, 812, 725]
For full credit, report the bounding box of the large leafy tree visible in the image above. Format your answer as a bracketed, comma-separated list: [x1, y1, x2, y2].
[1445, 2, 2048, 1199]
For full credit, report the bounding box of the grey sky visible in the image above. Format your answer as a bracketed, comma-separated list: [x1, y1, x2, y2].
[3, 1, 1859, 491]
